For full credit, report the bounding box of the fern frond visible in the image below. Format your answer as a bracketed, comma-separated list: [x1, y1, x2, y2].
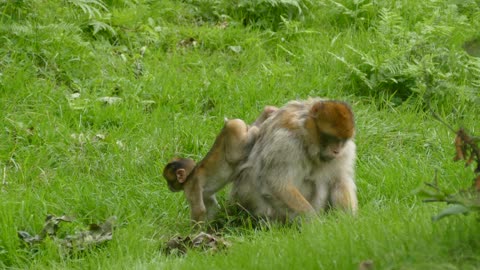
[328, 51, 373, 89]
[327, 0, 356, 17]
[89, 20, 116, 36]
[67, 0, 108, 19]
[376, 8, 403, 36]
[346, 45, 377, 70]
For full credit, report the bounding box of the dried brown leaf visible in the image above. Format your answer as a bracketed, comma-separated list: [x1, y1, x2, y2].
[358, 260, 374, 270]
[178, 37, 197, 48]
[41, 215, 74, 237]
[17, 215, 115, 251]
[97, 97, 122, 105]
[18, 231, 43, 244]
[163, 232, 230, 255]
[63, 216, 116, 250]
[18, 215, 73, 244]
[164, 235, 188, 255]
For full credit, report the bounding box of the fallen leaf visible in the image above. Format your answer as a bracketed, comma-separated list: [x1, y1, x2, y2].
[98, 97, 123, 105]
[228, 45, 242, 54]
[163, 232, 230, 255]
[18, 215, 73, 244]
[39, 215, 74, 238]
[93, 134, 106, 141]
[141, 100, 157, 113]
[191, 232, 230, 251]
[217, 21, 228, 29]
[358, 260, 374, 270]
[18, 215, 115, 252]
[66, 93, 90, 110]
[116, 140, 125, 149]
[17, 231, 43, 245]
[140, 46, 147, 57]
[164, 235, 188, 255]
[63, 216, 116, 250]
[178, 37, 197, 48]
[70, 93, 81, 99]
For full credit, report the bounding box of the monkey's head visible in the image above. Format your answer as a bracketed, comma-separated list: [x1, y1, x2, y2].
[162, 158, 196, 192]
[309, 101, 355, 161]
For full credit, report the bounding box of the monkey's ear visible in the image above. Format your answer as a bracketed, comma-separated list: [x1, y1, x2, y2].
[310, 101, 324, 118]
[176, 168, 188, 183]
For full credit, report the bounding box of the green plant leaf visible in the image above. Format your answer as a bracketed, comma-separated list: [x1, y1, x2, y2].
[432, 204, 470, 222]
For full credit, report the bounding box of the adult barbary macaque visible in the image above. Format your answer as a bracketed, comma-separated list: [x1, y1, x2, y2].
[231, 98, 357, 222]
[162, 106, 278, 224]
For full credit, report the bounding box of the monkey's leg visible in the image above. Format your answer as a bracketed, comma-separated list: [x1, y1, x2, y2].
[224, 119, 250, 162]
[251, 106, 278, 127]
[330, 178, 358, 214]
[245, 125, 259, 145]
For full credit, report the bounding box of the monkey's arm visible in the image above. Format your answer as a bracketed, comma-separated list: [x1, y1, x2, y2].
[260, 132, 315, 215]
[272, 183, 315, 214]
[184, 182, 207, 223]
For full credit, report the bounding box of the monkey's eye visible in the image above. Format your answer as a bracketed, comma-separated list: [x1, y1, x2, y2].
[320, 132, 345, 144]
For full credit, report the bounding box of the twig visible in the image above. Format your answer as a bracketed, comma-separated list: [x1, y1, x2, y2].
[422, 198, 460, 204]
[423, 68, 480, 173]
[424, 182, 442, 193]
[422, 68, 457, 133]
[430, 111, 456, 133]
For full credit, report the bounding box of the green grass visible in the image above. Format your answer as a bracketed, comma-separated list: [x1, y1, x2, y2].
[1, 0, 480, 269]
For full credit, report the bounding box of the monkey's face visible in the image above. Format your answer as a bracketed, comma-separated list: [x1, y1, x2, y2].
[162, 170, 183, 192]
[166, 177, 183, 192]
[319, 132, 349, 161]
[313, 102, 355, 162]
[162, 158, 196, 192]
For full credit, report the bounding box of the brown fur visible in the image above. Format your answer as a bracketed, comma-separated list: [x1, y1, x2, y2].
[311, 101, 355, 138]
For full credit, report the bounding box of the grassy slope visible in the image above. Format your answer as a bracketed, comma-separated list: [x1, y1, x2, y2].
[1, 0, 479, 269]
